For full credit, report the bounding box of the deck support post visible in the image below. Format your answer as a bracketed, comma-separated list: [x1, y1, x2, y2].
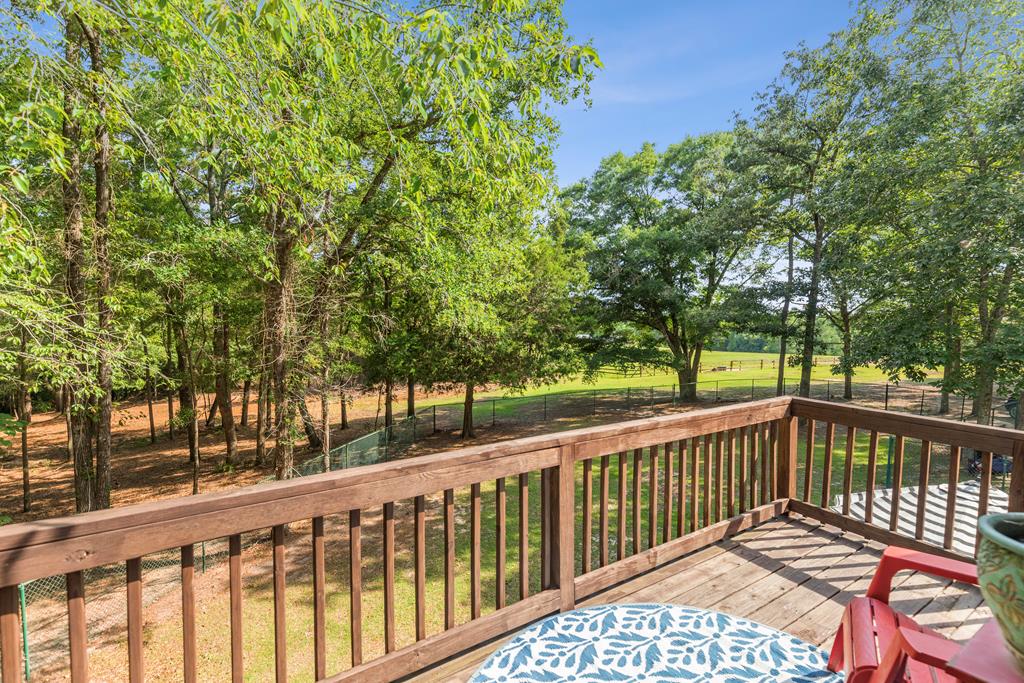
[541, 448, 576, 611]
[777, 415, 798, 500]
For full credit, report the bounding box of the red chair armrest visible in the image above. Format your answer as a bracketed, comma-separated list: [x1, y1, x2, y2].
[866, 546, 978, 603]
[896, 627, 963, 668]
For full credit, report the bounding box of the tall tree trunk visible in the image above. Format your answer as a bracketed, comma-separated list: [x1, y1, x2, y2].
[777, 232, 795, 396]
[384, 378, 394, 428]
[407, 378, 416, 417]
[213, 304, 238, 465]
[175, 322, 200, 493]
[461, 383, 475, 439]
[799, 217, 824, 397]
[939, 302, 958, 414]
[164, 319, 176, 439]
[18, 327, 31, 512]
[63, 385, 73, 463]
[83, 21, 113, 510]
[142, 336, 156, 444]
[255, 372, 266, 465]
[298, 398, 323, 451]
[840, 301, 853, 400]
[240, 379, 251, 427]
[321, 384, 330, 471]
[62, 17, 93, 514]
[340, 389, 349, 430]
[266, 214, 296, 480]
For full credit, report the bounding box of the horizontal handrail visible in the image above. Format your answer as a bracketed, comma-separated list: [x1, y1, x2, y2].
[790, 397, 1024, 455]
[0, 397, 790, 587]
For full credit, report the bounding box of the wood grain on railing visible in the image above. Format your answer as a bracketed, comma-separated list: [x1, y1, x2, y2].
[126, 557, 143, 683]
[662, 441, 674, 542]
[446, 487, 458, 624]
[632, 448, 642, 554]
[819, 422, 835, 509]
[676, 440, 687, 536]
[311, 521, 324, 679]
[944, 447, 960, 550]
[841, 426, 856, 516]
[915, 441, 931, 541]
[516, 477, 527, 602]
[865, 431, 879, 524]
[599, 455, 610, 566]
[889, 435, 905, 533]
[689, 436, 699, 533]
[648, 445, 658, 549]
[581, 459, 592, 574]
[68, 570, 88, 683]
[349, 509, 362, 667]
[803, 418, 816, 502]
[616, 452, 626, 562]
[383, 503, 396, 653]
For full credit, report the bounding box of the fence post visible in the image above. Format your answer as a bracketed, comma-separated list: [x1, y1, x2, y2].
[649, 386, 654, 411]
[751, 379, 755, 400]
[960, 396, 966, 421]
[827, 380, 832, 401]
[884, 383, 890, 411]
[715, 381, 719, 401]
[671, 384, 676, 405]
[919, 391, 925, 415]
[593, 390, 597, 415]
[432, 405, 437, 433]
[777, 415, 798, 499]
[543, 394, 548, 421]
[492, 399, 496, 427]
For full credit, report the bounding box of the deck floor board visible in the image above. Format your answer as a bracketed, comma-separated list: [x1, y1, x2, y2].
[405, 513, 988, 682]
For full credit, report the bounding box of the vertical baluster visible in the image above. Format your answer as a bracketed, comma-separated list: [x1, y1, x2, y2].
[517, 476, 528, 601]
[581, 459, 592, 574]
[726, 429, 736, 518]
[753, 428, 761, 507]
[540, 471, 548, 583]
[648, 444, 659, 548]
[702, 435, 711, 527]
[349, 509, 362, 666]
[770, 422, 778, 497]
[311, 520, 325, 679]
[67, 570, 89, 683]
[676, 440, 687, 537]
[415, 495, 427, 638]
[889, 436, 905, 533]
[714, 432, 723, 522]
[0, 586, 21, 683]
[229, 534, 243, 681]
[689, 437, 699, 533]
[127, 558, 144, 683]
[915, 441, 932, 541]
[865, 431, 879, 524]
[803, 419, 816, 502]
[495, 481, 506, 610]
[444, 485, 456, 626]
[820, 423, 836, 509]
[600, 455, 610, 566]
[632, 448, 642, 553]
[977, 451, 993, 553]
[662, 442, 673, 542]
[738, 426, 747, 513]
[471, 482, 482, 619]
[943, 447, 960, 550]
[842, 427, 857, 516]
[616, 453, 626, 561]
[180, 546, 196, 683]
[760, 424, 769, 505]
[383, 503, 396, 653]
[272, 525, 287, 682]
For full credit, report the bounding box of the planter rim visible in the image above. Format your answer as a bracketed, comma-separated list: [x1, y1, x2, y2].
[979, 513, 1024, 555]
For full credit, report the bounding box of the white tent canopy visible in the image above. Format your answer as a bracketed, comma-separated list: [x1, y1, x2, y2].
[832, 479, 1007, 557]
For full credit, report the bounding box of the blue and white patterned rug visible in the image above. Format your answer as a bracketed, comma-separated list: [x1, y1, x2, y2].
[470, 604, 843, 682]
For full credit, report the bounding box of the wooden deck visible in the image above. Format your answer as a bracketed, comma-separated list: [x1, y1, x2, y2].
[409, 513, 990, 682]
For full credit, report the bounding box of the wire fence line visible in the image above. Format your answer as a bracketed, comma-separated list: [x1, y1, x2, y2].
[15, 375, 1016, 678]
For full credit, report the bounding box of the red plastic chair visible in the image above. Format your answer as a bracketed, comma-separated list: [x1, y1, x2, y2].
[827, 545, 978, 682]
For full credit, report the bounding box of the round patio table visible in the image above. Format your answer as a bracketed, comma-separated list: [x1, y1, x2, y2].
[470, 604, 843, 682]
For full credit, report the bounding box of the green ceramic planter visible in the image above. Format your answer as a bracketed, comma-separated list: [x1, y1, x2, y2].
[977, 513, 1024, 667]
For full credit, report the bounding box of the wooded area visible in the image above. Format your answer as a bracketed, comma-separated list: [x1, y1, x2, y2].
[0, 0, 1021, 520]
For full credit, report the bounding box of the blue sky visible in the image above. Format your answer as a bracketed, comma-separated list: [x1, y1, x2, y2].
[553, 1, 856, 185]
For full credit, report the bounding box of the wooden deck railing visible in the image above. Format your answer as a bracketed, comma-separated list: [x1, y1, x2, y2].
[0, 396, 1020, 682]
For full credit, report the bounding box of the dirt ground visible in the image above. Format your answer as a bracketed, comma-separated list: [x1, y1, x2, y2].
[0, 385, 482, 525]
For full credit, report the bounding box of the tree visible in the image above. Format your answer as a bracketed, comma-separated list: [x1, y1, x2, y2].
[566, 134, 765, 400]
